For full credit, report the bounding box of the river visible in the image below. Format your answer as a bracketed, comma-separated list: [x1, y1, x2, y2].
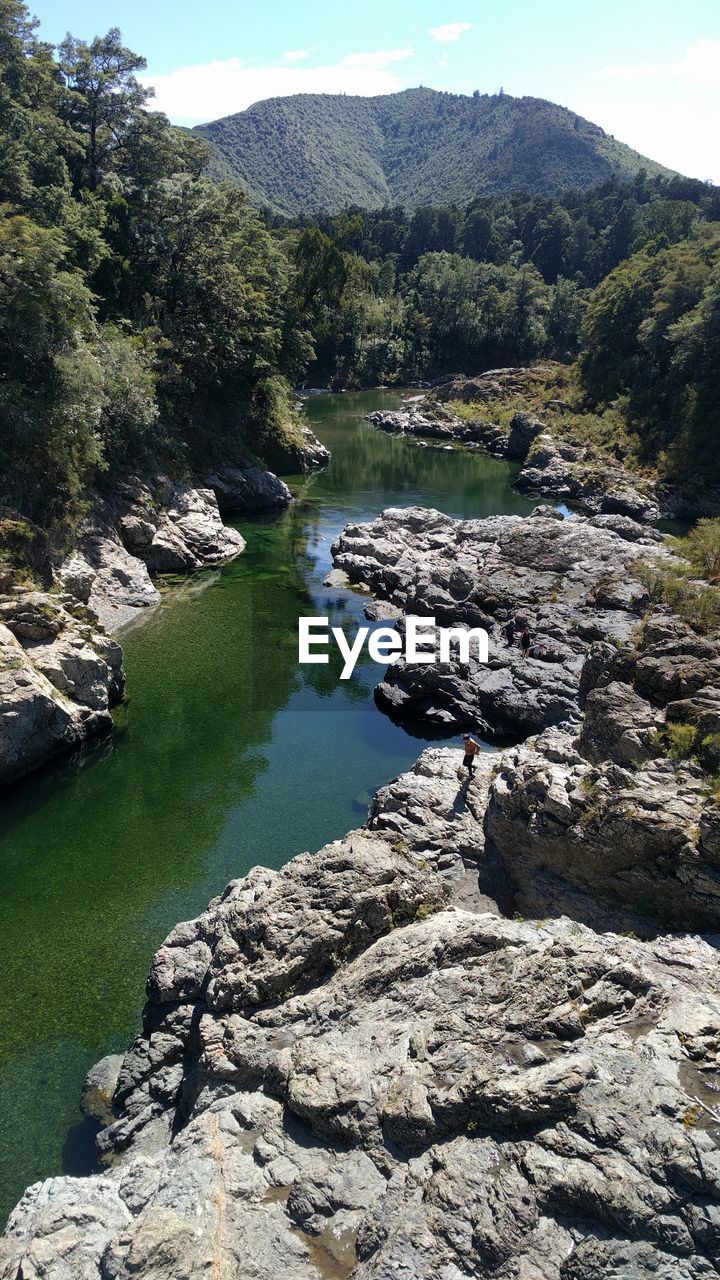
[0, 389, 537, 1224]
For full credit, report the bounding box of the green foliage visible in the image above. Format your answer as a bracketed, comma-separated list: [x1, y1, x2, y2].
[57, 27, 149, 190]
[635, 561, 720, 635]
[579, 226, 720, 484]
[3, 2, 720, 535]
[664, 722, 699, 761]
[673, 520, 720, 584]
[0, 1, 310, 530]
[197, 87, 676, 217]
[271, 172, 720, 388]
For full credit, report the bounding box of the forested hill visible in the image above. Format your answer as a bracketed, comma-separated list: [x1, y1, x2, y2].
[194, 87, 676, 216]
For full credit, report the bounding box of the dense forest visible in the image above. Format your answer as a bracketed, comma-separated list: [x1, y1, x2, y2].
[0, 0, 312, 536]
[278, 179, 720, 485]
[1, 1, 720, 547]
[198, 87, 675, 217]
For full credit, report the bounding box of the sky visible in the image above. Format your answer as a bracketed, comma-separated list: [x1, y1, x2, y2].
[28, 0, 720, 183]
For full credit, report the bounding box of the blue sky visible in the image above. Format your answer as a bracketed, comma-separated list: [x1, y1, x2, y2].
[29, 0, 720, 181]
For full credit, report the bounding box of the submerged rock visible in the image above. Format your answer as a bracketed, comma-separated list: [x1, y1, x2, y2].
[3, 750, 720, 1278]
[81, 1055, 124, 1127]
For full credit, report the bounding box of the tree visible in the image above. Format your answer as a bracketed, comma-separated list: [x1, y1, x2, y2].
[547, 278, 586, 355]
[58, 27, 150, 189]
[0, 0, 79, 221]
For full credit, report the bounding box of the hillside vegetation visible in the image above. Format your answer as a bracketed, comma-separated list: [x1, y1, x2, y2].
[0, 2, 311, 543]
[275, 176, 720, 494]
[2, 0, 719, 553]
[196, 87, 676, 216]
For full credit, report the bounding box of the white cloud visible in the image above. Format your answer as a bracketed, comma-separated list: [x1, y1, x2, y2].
[142, 49, 415, 124]
[594, 39, 720, 86]
[428, 22, 471, 44]
[281, 49, 312, 64]
[575, 40, 720, 184]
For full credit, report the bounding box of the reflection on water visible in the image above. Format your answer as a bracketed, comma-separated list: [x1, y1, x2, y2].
[0, 390, 536, 1223]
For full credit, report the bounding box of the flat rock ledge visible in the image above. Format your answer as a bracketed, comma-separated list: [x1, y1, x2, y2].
[332, 504, 668, 740]
[0, 590, 124, 784]
[3, 747, 720, 1279]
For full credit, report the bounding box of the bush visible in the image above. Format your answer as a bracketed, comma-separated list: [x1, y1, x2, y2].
[665, 722, 699, 761]
[635, 561, 720, 634]
[675, 519, 720, 583]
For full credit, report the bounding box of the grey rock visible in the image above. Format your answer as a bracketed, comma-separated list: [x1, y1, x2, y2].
[332, 504, 669, 739]
[579, 679, 662, 766]
[144, 484, 246, 575]
[486, 725, 719, 931]
[5, 855, 717, 1274]
[413, 366, 665, 521]
[81, 1055, 124, 1126]
[0, 593, 124, 784]
[204, 466, 292, 514]
[56, 476, 247, 632]
[507, 409, 544, 459]
[518, 431, 661, 522]
[4, 754, 720, 1278]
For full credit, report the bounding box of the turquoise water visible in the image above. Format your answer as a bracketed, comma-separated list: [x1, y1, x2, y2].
[0, 390, 536, 1224]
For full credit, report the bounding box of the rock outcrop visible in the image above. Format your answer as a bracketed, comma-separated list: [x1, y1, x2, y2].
[56, 476, 248, 632]
[264, 423, 332, 474]
[0, 590, 124, 784]
[517, 428, 660, 522]
[332, 504, 668, 738]
[3, 427, 331, 780]
[485, 609, 720, 932]
[297, 424, 332, 471]
[370, 370, 662, 521]
[204, 466, 292, 515]
[3, 749, 720, 1279]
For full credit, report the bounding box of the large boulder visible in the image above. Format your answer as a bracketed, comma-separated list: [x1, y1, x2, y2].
[332, 504, 669, 739]
[3, 757, 720, 1278]
[204, 466, 292, 514]
[0, 593, 124, 784]
[579, 680, 662, 766]
[507, 409, 544, 459]
[485, 726, 720, 931]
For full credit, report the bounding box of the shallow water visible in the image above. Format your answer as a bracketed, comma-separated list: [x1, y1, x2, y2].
[0, 390, 536, 1224]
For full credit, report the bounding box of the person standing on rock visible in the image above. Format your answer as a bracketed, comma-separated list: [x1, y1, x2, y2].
[461, 734, 481, 778]
[504, 620, 515, 647]
[520, 628, 532, 660]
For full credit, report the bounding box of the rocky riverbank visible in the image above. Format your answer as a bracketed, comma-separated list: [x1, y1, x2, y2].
[333, 503, 670, 739]
[0, 591, 124, 784]
[368, 367, 663, 523]
[3, 484, 720, 1274]
[3, 745, 720, 1278]
[333, 503, 720, 931]
[56, 474, 253, 634]
[0, 434, 330, 784]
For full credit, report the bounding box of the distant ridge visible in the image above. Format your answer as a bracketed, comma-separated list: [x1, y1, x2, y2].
[194, 86, 677, 216]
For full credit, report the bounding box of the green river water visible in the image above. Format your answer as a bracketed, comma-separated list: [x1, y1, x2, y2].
[0, 389, 537, 1225]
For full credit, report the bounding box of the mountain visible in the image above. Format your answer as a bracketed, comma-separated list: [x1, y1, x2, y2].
[194, 87, 677, 216]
